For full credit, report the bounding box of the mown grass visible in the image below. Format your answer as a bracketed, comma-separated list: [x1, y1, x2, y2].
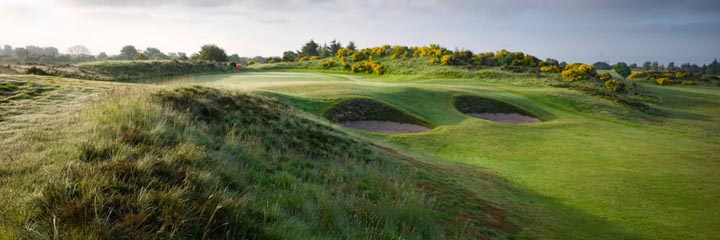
[198, 71, 720, 239]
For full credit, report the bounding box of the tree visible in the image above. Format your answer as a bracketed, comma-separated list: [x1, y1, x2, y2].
[97, 52, 108, 60]
[228, 54, 241, 63]
[282, 51, 298, 62]
[613, 62, 632, 79]
[67, 45, 91, 56]
[300, 40, 320, 56]
[15, 47, 28, 60]
[120, 45, 139, 60]
[177, 52, 189, 61]
[643, 61, 652, 71]
[198, 44, 228, 62]
[667, 62, 676, 71]
[143, 47, 168, 59]
[319, 43, 331, 58]
[1, 45, 14, 57]
[706, 59, 720, 75]
[346, 41, 356, 51]
[329, 40, 343, 56]
[593, 61, 612, 70]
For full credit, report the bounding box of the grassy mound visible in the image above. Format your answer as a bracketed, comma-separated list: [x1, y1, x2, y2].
[14, 61, 235, 82]
[18, 86, 503, 239]
[73, 60, 234, 82]
[324, 98, 431, 127]
[0, 80, 56, 103]
[454, 95, 538, 118]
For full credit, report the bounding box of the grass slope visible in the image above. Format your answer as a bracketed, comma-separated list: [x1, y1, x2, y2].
[0, 80, 516, 239]
[192, 71, 720, 239]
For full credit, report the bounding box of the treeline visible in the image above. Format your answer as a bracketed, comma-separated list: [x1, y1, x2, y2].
[0, 44, 250, 65]
[593, 60, 720, 75]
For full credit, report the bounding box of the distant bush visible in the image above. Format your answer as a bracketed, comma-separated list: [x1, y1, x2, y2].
[440, 54, 454, 65]
[605, 79, 625, 92]
[599, 72, 612, 81]
[297, 56, 319, 62]
[613, 62, 632, 79]
[351, 61, 384, 75]
[628, 71, 643, 80]
[656, 78, 673, 85]
[321, 59, 335, 69]
[681, 80, 695, 85]
[25, 66, 49, 75]
[134, 53, 149, 60]
[561, 64, 597, 81]
[229, 62, 237, 68]
[540, 66, 561, 73]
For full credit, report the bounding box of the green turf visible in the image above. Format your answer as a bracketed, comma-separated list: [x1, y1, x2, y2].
[1, 69, 718, 239]
[187, 71, 720, 239]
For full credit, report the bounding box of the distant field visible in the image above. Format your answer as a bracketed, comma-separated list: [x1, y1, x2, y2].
[1, 70, 718, 239]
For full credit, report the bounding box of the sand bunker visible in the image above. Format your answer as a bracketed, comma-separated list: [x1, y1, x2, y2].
[468, 113, 540, 124]
[326, 98, 432, 134]
[455, 95, 541, 124]
[339, 121, 430, 134]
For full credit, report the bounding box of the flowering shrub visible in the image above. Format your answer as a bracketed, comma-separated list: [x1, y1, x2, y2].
[656, 78, 673, 85]
[440, 54, 454, 65]
[390, 45, 409, 59]
[321, 59, 335, 68]
[297, 56, 319, 62]
[540, 66, 561, 73]
[628, 72, 643, 80]
[600, 72, 612, 81]
[605, 79, 625, 92]
[561, 64, 597, 81]
[351, 61, 384, 75]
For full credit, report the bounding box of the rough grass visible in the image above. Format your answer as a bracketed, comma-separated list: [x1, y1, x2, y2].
[11, 60, 235, 83]
[2, 85, 516, 239]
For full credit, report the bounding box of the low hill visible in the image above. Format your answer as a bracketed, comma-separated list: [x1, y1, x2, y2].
[0, 79, 516, 239]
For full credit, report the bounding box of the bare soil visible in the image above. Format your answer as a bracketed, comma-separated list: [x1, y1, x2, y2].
[469, 112, 540, 124]
[339, 120, 430, 134]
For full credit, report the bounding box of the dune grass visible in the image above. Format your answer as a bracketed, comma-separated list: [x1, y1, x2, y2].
[0, 77, 516, 238]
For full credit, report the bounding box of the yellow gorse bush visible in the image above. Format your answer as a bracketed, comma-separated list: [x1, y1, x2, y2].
[561, 63, 597, 81]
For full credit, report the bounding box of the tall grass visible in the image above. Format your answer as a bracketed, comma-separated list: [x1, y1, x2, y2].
[12, 86, 492, 239]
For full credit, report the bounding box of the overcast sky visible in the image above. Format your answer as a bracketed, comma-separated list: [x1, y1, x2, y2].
[2, 0, 719, 64]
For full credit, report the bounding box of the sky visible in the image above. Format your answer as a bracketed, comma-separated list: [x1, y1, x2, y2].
[1, 0, 719, 64]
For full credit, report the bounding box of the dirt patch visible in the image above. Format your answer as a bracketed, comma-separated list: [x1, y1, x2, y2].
[340, 120, 430, 134]
[469, 113, 540, 124]
[455, 95, 541, 124]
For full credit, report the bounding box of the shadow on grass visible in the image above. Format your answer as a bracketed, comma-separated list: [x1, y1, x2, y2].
[381, 143, 644, 240]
